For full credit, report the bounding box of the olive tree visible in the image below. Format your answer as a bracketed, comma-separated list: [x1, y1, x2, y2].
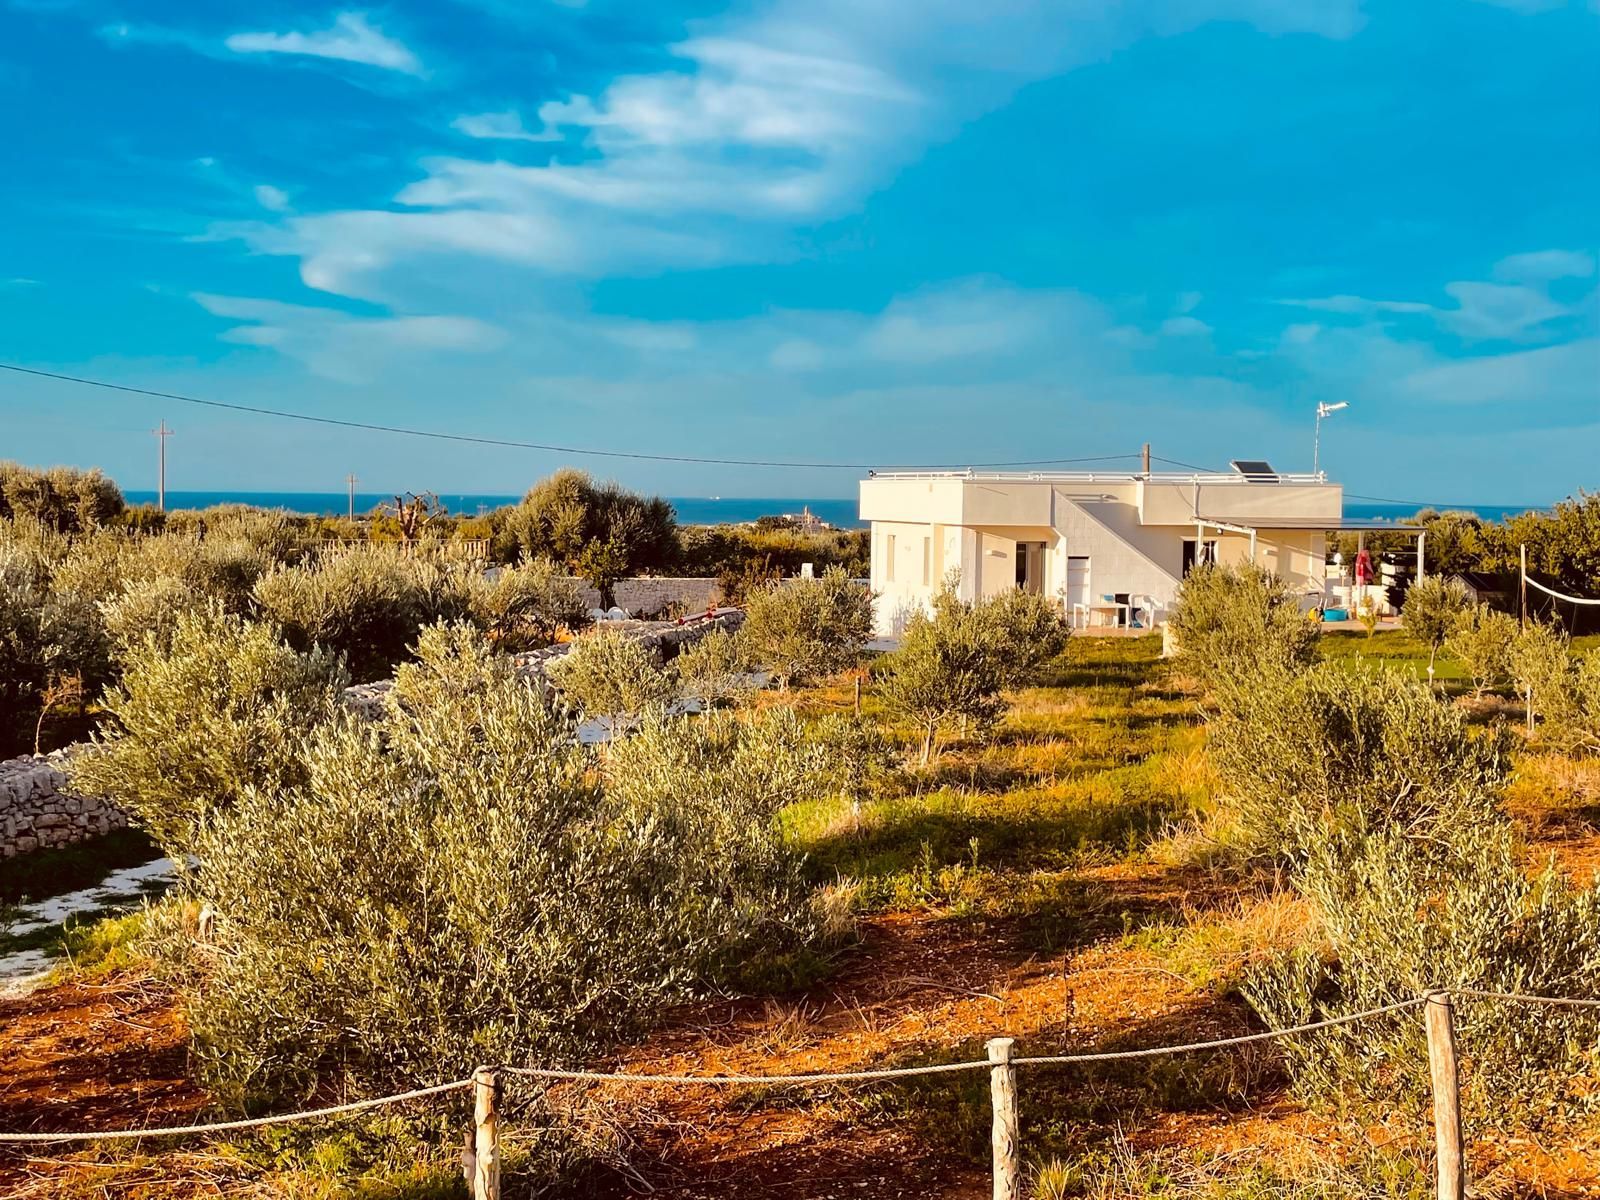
[1445, 603, 1518, 697]
[181, 626, 827, 1111]
[1401, 576, 1473, 676]
[545, 627, 678, 726]
[738, 568, 873, 689]
[71, 602, 347, 856]
[1168, 563, 1319, 695]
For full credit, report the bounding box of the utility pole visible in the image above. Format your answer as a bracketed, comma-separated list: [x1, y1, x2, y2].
[1141, 442, 1151, 475]
[153, 421, 173, 512]
[346, 473, 359, 521]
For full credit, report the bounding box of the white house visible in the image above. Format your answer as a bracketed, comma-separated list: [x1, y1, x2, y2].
[859, 462, 1348, 636]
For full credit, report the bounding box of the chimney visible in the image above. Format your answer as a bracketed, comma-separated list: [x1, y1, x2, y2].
[1141, 442, 1151, 475]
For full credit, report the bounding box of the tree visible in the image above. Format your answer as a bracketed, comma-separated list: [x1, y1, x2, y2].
[0, 463, 125, 533]
[468, 557, 589, 651]
[674, 626, 754, 708]
[1445, 603, 1518, 698]
[1509, 620, 1572, 734]
[881, 597, 1007, 765]
[545, 627, 678, 726]
[0, 546, 110, 748]
[181, 628, 825, 1112]
[1168, 563, 1319, 696]
[737, 568, 873, 689]
[1401, 576, 1472, 677]
[879, 582, 1070, 765]
[70, 602, 347, 857]
[504, 470, 677, 607]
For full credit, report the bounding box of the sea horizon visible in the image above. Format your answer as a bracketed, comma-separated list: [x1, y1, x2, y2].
[121, 490, 1554, 529]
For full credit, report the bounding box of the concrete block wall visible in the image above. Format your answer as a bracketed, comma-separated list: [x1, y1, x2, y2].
[0, 750, 129, 859]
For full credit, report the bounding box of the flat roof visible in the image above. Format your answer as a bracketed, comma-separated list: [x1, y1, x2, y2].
[867, 469, 1332, 486]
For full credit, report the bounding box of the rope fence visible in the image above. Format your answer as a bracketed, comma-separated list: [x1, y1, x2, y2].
[0, 987, 1592, 1200]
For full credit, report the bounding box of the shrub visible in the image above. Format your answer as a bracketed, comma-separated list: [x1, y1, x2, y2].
[98, 575, 207, 659]
[738, 567, 873, 689]
[253, 547, 474, 681]
[673, 626, 753, 707]
[0, 545, 111, 743]
[0, 462, 124, 533]
[468, 557, 587, 651]
[181, 630, 824, 1111]
[1207, 663, 1512, 866]
[1400, 576, 1472, 675]
[70, 602, 347, 857]
[1544, 649, 1600, 757]
[880, 585, 1007, 765]
[545, 627, 677, 723]
[1445, 603, 1517, 697]
[1510, 620, 1573, 732]
[1168, 564, 1318, 695]
[1243, 820, 1600, 1128]
[501, 469, 677, 605]
[970, 587, 1071, 688]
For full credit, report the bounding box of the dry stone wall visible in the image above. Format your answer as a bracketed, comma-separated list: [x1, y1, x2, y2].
[0, 750, 128, 860]
[576, 577, 723, 617]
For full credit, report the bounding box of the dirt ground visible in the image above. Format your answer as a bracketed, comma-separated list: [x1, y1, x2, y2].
[3, 855, 1598, 1196]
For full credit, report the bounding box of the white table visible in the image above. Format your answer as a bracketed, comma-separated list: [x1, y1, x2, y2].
[1075, 601, 1131, 629]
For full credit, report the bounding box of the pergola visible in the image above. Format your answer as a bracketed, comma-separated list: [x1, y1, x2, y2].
[1193, 516, 1432, 578]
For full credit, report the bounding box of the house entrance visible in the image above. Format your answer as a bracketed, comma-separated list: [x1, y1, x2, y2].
[1014, 541, 1047, 594]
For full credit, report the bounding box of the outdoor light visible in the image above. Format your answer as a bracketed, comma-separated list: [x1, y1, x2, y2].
[1313, 401, 1349, 477]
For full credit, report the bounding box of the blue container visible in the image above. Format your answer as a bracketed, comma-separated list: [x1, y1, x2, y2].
[1322, 608, 1349, 622]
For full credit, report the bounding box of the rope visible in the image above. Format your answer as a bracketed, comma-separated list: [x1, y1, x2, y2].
[1450, 988, 1600, 1008]
[1522, 575, 1600, 607]
[4, 990, 1591, 1142]
[501, 998, 1428, 1087]
[501, 1059, 990, 1085]
[1014, 996, 1428, 1066]
[0, 1079, 473, 1144]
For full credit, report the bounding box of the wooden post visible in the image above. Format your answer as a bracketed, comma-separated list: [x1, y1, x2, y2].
[1424, 992, 1464, 1200]
[987, 1037, 1020, 1200]
[472, 1067, 501, 1200]
[854, 675, 862, 718]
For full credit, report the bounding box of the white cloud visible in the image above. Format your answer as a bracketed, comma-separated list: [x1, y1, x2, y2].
[1160, 315, 1211, 337]
[1436, 280, 1569, 340]
[254, 184, 291, 212]
[225, 12, 423, 76]
[227, 0, 1363, 295]
[1492, 248, 1596, 284]
[451, 110, 561, 142]
[192, 293, 502, 383]
[1279, 294, 1433, 316]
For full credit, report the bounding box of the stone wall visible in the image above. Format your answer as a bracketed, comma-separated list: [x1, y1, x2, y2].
[0, 750, 128, 860]
[577, 577, 723, 617]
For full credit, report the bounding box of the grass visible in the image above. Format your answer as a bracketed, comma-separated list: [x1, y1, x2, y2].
[0, 827, 160, 907]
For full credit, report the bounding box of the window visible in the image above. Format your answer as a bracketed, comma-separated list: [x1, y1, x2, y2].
[1181, 539, 1218, 576]
[922, 537, 931, 586]
[884, 534, 895, 583]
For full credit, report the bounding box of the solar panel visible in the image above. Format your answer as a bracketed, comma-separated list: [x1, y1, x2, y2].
[1230, 459, 1277, 481]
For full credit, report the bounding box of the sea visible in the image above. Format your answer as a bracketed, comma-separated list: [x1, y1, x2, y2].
[121, 491, 1548, 530]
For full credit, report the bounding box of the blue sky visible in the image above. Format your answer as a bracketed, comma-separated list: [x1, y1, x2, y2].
[1, 0, 1596, 503]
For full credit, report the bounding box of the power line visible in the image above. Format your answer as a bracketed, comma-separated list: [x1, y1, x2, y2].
[0, 362, 1138, 472]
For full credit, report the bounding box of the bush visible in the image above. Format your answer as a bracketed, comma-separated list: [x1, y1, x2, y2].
[70, 603, 348, 857]
[0, 462, 124, 533]
[181, 629, 825, 1112]
[969, 587, 1071, 688]
[0, 544, 111, 744]
[253, 547, 474, 681]
[1208, 664, 1512, 866]
[1400, 576, 1472, 674]
[738, 568, 873, 689]
[1510, 620, 1572, 731]
[881, 590, 1009, 765]
[673, 626, 753, 707]
[468, 557, 587, 652]
[1445, 603, 1517, 697]
[501, 469, 677, 605]
[1542, 649, 1600, 757]
[98, 575, 207, 659]
[1168, 564, 1318, 695]
[1243, 819, 1600, 1128]
[545, 627, 677, 723]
